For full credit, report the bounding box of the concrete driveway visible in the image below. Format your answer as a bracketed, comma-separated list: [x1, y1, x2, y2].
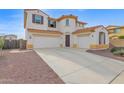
[35, 48, 124, 84]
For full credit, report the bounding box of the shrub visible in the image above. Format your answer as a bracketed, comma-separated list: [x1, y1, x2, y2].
[0, 38, 5, 56]
[110, 47, 123, 52]
[111, 47, 118, 52]
[0, 38, 4, 49]
[119, 36, 124, 39]
[111, 47, 124, 56]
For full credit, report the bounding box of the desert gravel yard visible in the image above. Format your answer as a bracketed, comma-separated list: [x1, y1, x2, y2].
[0, 49, 64, 84]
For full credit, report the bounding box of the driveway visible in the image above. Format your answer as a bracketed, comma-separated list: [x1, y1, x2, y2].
[35, 48, 124, 84]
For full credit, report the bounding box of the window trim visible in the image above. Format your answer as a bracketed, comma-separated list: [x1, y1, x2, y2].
[114, 28, 121, 33]
[32, 14, 44, 24]
[66, 19, 69, 26]
[48, 20, 56, 28]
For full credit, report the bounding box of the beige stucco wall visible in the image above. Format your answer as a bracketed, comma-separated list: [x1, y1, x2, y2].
[110, 39, 124, 47]
[26, 10, 49, 30]
[73, 27, 109, 49]
[108, 28, 124, 38]
[25, 10, 109, 49]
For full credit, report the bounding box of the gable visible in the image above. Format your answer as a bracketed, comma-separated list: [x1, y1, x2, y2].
[72, 25, 104, 35]
[24, 9, 49, 28]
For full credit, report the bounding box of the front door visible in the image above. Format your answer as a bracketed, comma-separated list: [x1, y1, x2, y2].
[65, 35, 70, 47]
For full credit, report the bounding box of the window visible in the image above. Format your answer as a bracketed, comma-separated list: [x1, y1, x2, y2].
[66, 19, 69, 26]
[76, 22, 84, 27]
[80, 24, 84, 27]
[32, 14, 43, 24]
[48, 20, 56, 28]
[114, 28, 121, 33]
[77, 23, 80, 26]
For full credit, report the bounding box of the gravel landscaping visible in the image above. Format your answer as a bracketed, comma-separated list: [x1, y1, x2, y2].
[87, 49, 124, 62]
[0, 49, 64, 84]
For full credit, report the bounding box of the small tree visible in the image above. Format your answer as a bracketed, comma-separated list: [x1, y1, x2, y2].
[0, 37, 4, 56]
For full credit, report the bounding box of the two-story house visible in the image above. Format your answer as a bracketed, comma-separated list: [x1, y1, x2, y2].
[24, 9, 109, 49]
[4, 34, 17, 40]
[106, 25, 124, 39]
[106, 25, 124, 47]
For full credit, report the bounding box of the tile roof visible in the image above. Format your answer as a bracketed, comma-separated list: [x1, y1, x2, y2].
[106, 25, 124, 30]
[28, 28, 63, 35]
[106, 25, 120, 28]
[24, 9, 49, 16]
[77, 21, 87, 24]
[72, 25, 104, 34]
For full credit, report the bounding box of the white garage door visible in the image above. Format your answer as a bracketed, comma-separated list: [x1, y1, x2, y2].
[33, 36, 61, 48]
[78, 36, 90, 48]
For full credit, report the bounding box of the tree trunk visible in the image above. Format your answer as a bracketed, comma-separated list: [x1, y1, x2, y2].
[0, 48, 3, 56]
[1, 48, 3, 56]
[0, 48, 2, 56]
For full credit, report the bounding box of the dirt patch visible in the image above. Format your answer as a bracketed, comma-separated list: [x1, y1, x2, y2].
[0, 49, 64, 84]
[87, 49, 124, 62]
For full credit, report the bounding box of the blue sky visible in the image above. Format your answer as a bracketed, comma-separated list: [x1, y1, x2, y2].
[0, 9, 24, 38]
[0, 9, 124, 39]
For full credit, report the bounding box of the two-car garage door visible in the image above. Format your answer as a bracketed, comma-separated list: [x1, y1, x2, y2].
[33, 36, 61, 48]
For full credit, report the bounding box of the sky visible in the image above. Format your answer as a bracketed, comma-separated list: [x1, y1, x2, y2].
[0, 9, 124, 39]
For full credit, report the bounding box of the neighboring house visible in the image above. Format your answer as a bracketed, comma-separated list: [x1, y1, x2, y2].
[0, 34, 5, 39]
[4, 34, 17, 40]
[106, 25, 124, 47]
[24, 9, 109, 49]
[106, 25, 124, 39]
[0, 36, 4, 39]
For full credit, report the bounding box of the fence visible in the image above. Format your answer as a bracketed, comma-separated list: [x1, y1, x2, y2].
[3, 39, 27, 49]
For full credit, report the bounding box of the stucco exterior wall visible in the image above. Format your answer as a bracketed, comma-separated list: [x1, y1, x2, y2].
[26, 10, 49, 30]
[25, 10, 109, 49]
[58, 18, 76, 32]
[108, 27, 124, 39]
[110, 39, 124, 47]
[94, 27, 109, 45]
[25, 29, 33, 44]
[73, 27, 109, 49]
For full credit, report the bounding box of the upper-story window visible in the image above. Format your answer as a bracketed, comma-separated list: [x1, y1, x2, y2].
[32, 14, 43, 24]
[114, 28, 121, 33]
[80, 24, 84, 27]
[66, 19, 69, 26]
[77, 22, 84, 27]
[48, 20, 56, 28]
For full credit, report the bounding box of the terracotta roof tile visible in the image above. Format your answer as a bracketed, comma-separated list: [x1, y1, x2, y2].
[77, 21, 87, 24]
[28, 28, 63, 35]
[106, 25, 120, 28]
[106, 25, 124, 30]
[72, 25, 104, 34]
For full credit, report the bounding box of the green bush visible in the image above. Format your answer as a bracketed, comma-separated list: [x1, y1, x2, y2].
[111, 47, 124, 56]
[111, 47, 118, 52]
[119, 36, 124, 39]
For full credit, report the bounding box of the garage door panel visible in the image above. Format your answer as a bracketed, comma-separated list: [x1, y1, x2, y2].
[78, 37, 90, 48]
[33, 36, 60, 48]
